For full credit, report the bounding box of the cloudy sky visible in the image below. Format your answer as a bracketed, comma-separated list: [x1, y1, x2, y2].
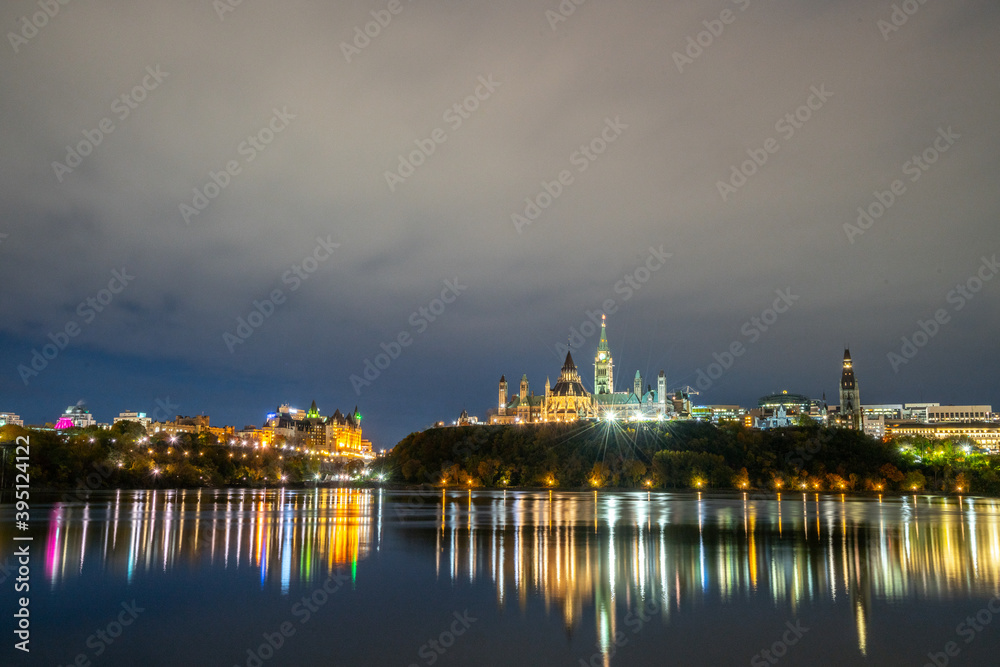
[2, 0, 998, 447]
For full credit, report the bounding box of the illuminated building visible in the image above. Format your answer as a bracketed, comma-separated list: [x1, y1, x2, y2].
[862, 414, 886, 439]
[758, 390, 811, 414]
[0, 412, 23, 427]
[55, 402, 95, 429]
[590, 315, 669, 420]
[113, 410, 151, 429]
[862, 404, 904, 420]
[926, 405, 993, 422]
[491, 317, 671, 424]
[455, 410, 480, 426]
[690, 405, 749, 424]
[265, 401, 374, 461]
[149, 414, 235, 441]
[757, 405, 796, 429]
[902, 403, 939, 420]
[885, 421, 1000, 452]
[839, 349, 862, 430]
[545, 352, 597, 421]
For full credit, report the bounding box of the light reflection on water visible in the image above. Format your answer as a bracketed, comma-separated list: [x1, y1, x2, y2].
[39, 488, 375, 592]
[15, 488, 1000, 663]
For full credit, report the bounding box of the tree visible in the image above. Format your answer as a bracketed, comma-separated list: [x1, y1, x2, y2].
[954, 472, 970, 493]
[902, 470, 926, 491]
[879, 463, 904, 483]
[622, 459, 647, 487]
[588, 462, 611, 488]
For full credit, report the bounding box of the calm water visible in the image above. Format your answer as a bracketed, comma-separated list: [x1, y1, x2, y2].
[3, 489, 1000, 666]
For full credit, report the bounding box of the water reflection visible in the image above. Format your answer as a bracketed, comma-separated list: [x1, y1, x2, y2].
[430, 491, 1000, 663]
[21, 489, 1000, 663]
[40, 487, 375, 592]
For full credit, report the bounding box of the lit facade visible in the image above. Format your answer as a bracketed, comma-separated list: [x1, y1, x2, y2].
[56, 403, 96, 429]
[265, 401, 373, 461]
[862, 404, 903, 420]
[491, 318, 672, 424]
[927, 405, 993, 422]
[113, 410, 151, 429]
[886, 421, 1000, 452]
[839, 349, 862, 430]
[0, 412, 23, 427]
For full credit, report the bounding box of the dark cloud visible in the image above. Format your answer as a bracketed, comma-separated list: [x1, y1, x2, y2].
[1, 0, 998, 446]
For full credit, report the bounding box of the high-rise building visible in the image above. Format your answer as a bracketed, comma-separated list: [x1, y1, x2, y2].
[839, 349, 862, 430]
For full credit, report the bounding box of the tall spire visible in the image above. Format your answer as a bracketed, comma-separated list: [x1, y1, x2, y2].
[839, 349, 861, 430]
[594, 314, 614, 395]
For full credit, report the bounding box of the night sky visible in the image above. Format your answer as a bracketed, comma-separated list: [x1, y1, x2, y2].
[2, 1, 998, 448]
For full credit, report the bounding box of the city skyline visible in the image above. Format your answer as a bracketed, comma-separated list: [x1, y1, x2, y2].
[5, 338, 996, 448]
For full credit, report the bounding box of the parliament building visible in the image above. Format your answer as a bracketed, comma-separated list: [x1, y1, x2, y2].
[490, 316, 675, 424]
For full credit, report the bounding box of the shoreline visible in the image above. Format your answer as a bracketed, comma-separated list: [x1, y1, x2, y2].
[3, 483, 988, 499]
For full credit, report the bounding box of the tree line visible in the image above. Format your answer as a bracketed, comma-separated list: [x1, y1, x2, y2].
[386, 420, 1000, 494]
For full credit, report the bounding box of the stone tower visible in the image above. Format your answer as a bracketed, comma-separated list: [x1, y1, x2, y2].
[498, 375, 507, 416]
[840, 349, 862, 430]
[657, 370, 667, 412]
[594, 314, 614, 395]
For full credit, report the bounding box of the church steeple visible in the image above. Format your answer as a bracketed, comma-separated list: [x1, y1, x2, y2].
[594, 314, 614, 395]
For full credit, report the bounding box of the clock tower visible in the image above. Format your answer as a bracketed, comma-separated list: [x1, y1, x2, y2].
[594, 314, 614, 395]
